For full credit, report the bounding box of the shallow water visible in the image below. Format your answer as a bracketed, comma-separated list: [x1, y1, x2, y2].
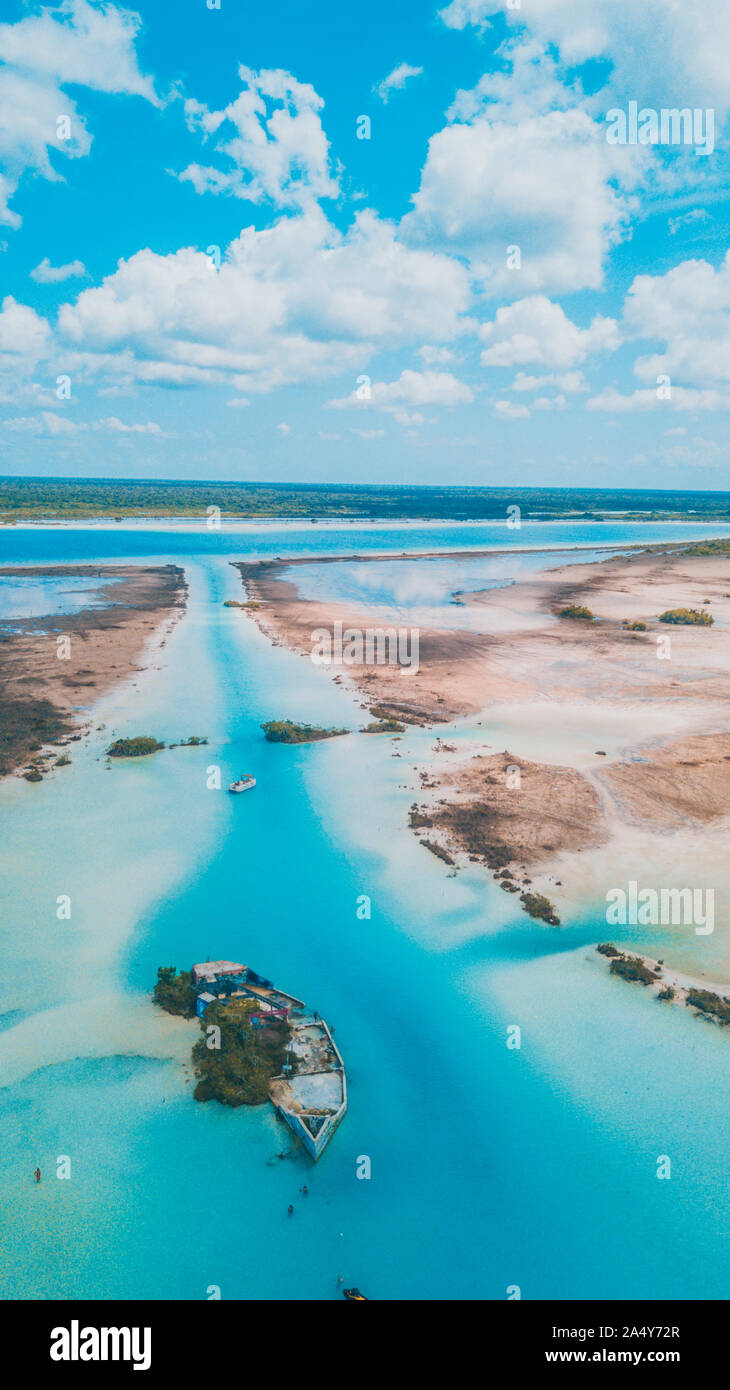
[0, 573, 123, 624]
[289, 546, 616, 628]
[1, 520, 729, 1300]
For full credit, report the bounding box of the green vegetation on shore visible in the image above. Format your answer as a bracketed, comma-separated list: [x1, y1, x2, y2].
[192, 999, 291, 1106]
[370, 703, 426, 726]
[675, 538, 730, 556]
[3, 476, 730, 523]
[107, 735, 165, 757]
[0, 694, 74, 779]
[686, 989, 730, 1024]
[261, 719, 348, 743]
[600, 946, 730, 1027]
[658, 607, 714, 626]
[609, 953, 660, 985]
[363, 717, 406, 733]
[598, 943, 662, 986]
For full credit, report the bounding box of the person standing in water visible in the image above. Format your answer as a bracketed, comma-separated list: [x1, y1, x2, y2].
[34, 1168, 41, 1184]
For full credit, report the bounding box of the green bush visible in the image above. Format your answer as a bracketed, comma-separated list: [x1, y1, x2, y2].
[153, 967, 196, 1018]
[520, 892, 561, 926]
[686, 989, 730, 1023]
[261, 720, 348, 743]
[609, 954, 659, 985]
[559, 604, 595, 621]
[658, 608, 713, 626]
[107, 736, 165, 757]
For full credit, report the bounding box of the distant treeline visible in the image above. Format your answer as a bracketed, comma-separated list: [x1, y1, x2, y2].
[2, 476, 730, 522]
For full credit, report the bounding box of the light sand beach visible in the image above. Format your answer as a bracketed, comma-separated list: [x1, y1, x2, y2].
[233, 543, 730, 960]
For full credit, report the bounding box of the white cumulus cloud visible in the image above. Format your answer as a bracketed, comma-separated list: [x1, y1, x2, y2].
[622, 253, 730, 388]
[0, 0, 158, 226]
[330, 368, 474, 411]
[31, 256, 86, 283]
[0, 295, 51, 359]
[56, 207, 471, 394]
[439, 0, 730, 114]
[403, 82, 640, 293]
[0, 0, 157, 99]
[176, 66, 339, 208]
[479, 296, 619, 367]
[374, 63, 424, 104]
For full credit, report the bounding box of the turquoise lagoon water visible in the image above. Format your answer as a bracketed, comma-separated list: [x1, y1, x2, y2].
[1, 520, 730, 1300]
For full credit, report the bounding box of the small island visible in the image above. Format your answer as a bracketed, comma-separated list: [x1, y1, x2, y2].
[261, 719, 349, 743]
[363, 717, 406, 733]
[153, 960, 347, 1159]
[107, 735, 208, 756]
[519, 891, 561, 926]
[107, 735, 165, 758]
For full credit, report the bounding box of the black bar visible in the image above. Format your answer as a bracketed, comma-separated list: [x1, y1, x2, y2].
[1, 1298, 715, 1375]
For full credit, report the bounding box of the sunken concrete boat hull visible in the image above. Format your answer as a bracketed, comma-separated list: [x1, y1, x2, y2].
[270, 1017, 347, 1161]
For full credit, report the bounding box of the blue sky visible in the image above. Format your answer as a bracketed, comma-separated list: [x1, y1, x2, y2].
[0, 0, 728, 489]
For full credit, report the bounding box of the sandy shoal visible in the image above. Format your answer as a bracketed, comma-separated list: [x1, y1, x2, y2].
[0, 564, 186, 777]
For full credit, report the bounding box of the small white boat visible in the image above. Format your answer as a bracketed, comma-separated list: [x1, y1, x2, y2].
[228, 775, 256, 794]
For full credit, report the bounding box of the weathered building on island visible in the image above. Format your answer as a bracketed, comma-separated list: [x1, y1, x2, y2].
[192, 959, 302, 1020]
